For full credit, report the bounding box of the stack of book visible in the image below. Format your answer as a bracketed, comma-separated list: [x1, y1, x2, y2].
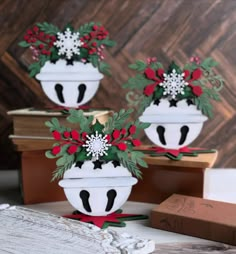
[8, 108, 111, 151]
[8, 108, 112, 204]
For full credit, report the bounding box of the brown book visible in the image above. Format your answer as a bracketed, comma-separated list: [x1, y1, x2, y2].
[8, 108, 112, 137]
[151, 194, 236, 245]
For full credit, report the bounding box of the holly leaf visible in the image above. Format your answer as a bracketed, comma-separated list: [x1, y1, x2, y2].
[50, 47, 60, 62]
[102, 146, 118, 161]
[79, 47, 89, 59]
[168, 61, 182, 74]
[18, 41, 30, 47]
[177, 86, 193, 99]
[129, 60, 147, 72]
[75, 148, 90, 162]
[92, 120, 105, 133]
[154, 87, 164, 99]
[63, 23, 74, 32]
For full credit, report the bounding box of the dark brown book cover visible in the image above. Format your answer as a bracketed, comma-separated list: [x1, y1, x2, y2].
[151, 194, 236, 245]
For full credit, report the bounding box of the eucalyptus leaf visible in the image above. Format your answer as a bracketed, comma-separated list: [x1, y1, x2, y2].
[45, 150, 56, 159]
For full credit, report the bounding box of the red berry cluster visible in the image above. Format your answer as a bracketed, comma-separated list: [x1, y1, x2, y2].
[143, 67, 203, 97]
[23, 26, 56, 57]
[80, 25, 109, 58]
[51, 124, 141, 157]
[51, 130, 87, 155]
[106, 125, 141, 151]
[190, 56, 201, 65]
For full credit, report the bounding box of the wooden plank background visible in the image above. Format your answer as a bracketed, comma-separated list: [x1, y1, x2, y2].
[0, 0, 235, 169]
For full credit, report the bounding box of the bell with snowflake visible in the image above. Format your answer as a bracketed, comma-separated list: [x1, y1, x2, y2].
[123, 57, 224, 149]
[45, 108, 149, 216]
[19, 22, 116, 108]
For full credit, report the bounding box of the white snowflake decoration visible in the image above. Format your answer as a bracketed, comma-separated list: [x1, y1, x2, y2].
[54, 28, 83, 59]
[159, 69, 188, 99]
[83, 131, 111, 160]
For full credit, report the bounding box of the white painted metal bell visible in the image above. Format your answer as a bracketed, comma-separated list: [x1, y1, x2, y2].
[139, 99, 208, 149]
[59, 161, 137, 216]
[36, 60, 103, 107]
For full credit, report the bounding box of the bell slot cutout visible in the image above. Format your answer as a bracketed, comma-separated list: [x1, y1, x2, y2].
[179, 125, 189, 145]
[156, 126, 167, 145]
[55, 84, 65, 103]
[105, 189, 117, 212]
[77, 84, 87, 103]
[80, 190, 92, 213]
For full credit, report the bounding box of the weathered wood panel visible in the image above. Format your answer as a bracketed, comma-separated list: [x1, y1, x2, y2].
[0, 0, 235, 169]
[0, 205, 155, 253]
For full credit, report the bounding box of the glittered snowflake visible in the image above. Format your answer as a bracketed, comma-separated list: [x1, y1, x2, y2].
[83, 131, 111, 160]
[159, 69, 188, 99]
[54, 28, 83, 59]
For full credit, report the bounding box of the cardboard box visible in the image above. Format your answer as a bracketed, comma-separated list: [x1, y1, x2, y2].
[151, 194, 236, 245]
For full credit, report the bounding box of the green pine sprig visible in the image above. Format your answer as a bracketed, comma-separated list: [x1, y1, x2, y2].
[129, 60, 147, 72]
[117, 151, 143, 179]
[36, 22, 60, 35]
[52, 154, 75, 181]
[78, 22, 96, 36]
[104, 108, 134, 133]
[194, 94, 213, 118]
[122, 74, 151, 90]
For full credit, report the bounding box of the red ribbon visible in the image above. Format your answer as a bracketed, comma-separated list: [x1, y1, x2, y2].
[151, 146, 195, 157]
[45, 105, 90, 111]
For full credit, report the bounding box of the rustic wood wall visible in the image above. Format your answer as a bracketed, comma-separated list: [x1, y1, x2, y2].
[0, 0, 235, 169]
